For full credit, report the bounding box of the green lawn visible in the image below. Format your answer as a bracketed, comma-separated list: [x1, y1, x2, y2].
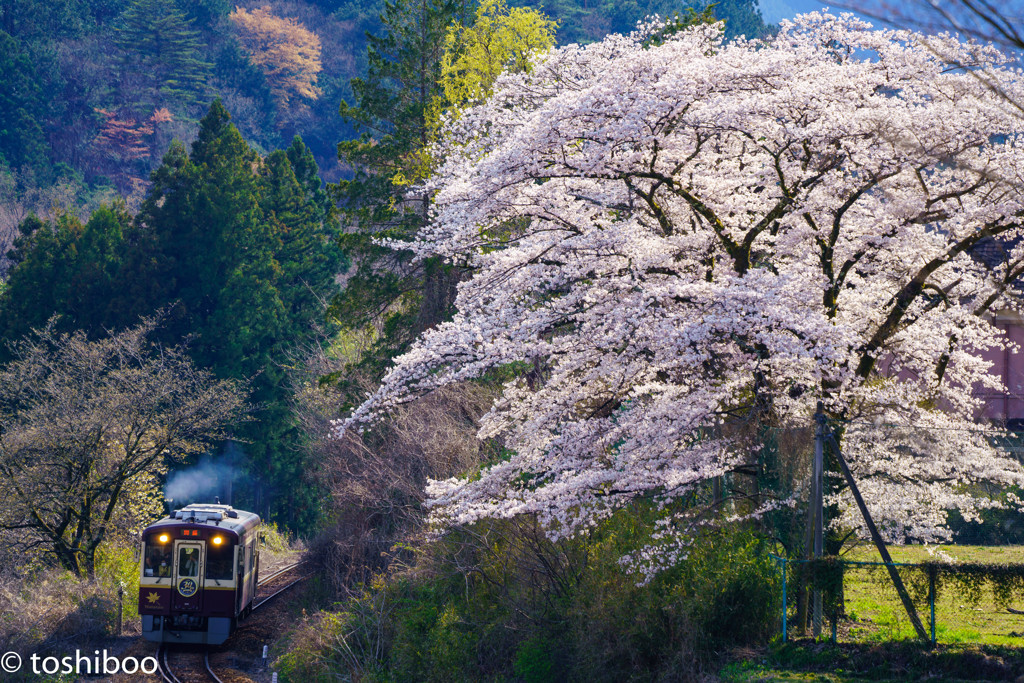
[718, 545, 1024, 681]
[718, 641, 1024, 682]
[835, 544, 1024, 646]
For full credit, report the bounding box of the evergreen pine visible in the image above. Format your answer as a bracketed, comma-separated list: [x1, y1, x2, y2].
[331, 0, 471, 384]
[115, 0, 211, 112]
[0, 204, 131, 353]
[122, 101, 336, 527]
[0, 31, 50, 177]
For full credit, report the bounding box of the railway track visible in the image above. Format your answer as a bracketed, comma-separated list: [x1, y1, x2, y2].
[257, 559, 305, 587]
[254, 560, 308, 610]
[157, 559, 308, 682]
[157, 645, 178, 683]
[157, 646, 226, 683]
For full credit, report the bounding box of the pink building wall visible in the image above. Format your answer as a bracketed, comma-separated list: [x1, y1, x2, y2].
[976, 311, 1024, 428]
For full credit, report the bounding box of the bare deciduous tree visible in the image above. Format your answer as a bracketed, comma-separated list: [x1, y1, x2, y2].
[291, 331, 492, 593]
[836, 1, 1024, 52]
[0, 318, 248, 576]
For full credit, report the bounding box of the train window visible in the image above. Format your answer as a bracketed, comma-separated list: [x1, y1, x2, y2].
[143, 536, 172, 577]
[178, 547, 200, 577]
[206, 539, 233, 581]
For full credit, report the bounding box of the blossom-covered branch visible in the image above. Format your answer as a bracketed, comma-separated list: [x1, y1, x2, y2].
[339, 13, 1024, 573]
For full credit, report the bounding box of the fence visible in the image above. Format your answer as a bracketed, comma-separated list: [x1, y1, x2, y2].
[772, 552, 1024, 646]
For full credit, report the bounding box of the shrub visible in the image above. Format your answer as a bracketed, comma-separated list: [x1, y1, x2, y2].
[95, 544, 140, 619]
[276, 510, 780, 682]
[0, 568, 128, 682]
[261, 522, 297, 553]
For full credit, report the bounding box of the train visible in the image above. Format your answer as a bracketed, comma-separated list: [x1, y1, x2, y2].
[138, 503, 261, 645]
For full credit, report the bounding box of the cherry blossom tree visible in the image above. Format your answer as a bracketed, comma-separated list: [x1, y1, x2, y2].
[340, 12, 1024, 577]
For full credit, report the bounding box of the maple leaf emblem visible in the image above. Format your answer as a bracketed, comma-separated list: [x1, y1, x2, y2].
[146, 591, 161, 605]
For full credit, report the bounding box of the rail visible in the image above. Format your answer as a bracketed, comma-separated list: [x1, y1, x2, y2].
[258, 559, 305, 587]
[204, 650, 224, 683]
[156, 557, 310, 680]
[157, 645, 180, 683]
[158, 645, 227, 683]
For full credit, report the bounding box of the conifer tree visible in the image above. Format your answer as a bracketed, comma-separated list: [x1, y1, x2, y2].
[115, 0, 211, 112]
[0, 204, 131, 352]
[125, 101, 281, 512]
[2, 99, 338, 529]
[0, 31, 49, 177]
[124, 102, 336, 526]
[262, 138, 341, 323]
[331, 0, 472, 385]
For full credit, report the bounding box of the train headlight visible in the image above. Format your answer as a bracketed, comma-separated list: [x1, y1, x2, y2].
[158, 534, 169, 543]
[212, 536, 223, 545]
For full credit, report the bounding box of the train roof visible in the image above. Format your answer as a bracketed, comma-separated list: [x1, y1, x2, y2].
[144, 503, 261, 537]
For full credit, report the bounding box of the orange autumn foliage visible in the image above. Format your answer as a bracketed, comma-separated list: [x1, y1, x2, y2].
[229, 6, 323, 106]
[95, 109, 153, 161]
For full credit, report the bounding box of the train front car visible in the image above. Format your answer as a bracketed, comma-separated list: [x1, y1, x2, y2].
[139, 504, 261, 644]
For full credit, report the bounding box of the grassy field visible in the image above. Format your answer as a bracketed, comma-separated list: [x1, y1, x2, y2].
[716, 545, 1024, 681]
[838, 543, 1024, 646]
[718, 641, 1024, 682]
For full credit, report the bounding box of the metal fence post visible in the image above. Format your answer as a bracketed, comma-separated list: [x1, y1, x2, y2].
[782, 557, 788, 642]
[116, 583, 124, 636]
[929, 567, 937, 646]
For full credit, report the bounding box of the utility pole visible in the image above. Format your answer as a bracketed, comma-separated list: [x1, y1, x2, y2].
[813, 402, 825, 637]
[826, 432, 929, 641]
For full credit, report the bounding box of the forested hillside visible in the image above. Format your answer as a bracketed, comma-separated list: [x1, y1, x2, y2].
[0, 0, 770, 268]
[8, 0, 1024, 680]
[0, 0, 772, 530]
[0, 0, 365, 251]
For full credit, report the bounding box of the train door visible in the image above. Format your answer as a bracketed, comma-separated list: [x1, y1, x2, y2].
[172, 541, 204, 611]
[235, 544, 244, 615]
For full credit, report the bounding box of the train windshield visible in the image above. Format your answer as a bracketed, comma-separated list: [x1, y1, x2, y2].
[178, 547, 200, 577]
[206, 538, 233, 581]
[143, 535, 172, 577]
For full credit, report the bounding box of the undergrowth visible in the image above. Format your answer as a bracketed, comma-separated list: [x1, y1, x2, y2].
[0, 545, 137, 681]
[274, 507, 779, 682]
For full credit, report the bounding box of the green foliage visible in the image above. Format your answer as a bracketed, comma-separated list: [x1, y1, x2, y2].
[703, 0, 774, 40]
[337, 0, 468, 190]
[0, 203, 132, 349]
[276, 511, 780, 681]
[1, 101, 339, 534]
[214, 38, 277, 127]
[0, 0, 99, 41]
[94, 544, 141, 619]
[115, 0, 212, 112]
[569, 513, 780, 678]
[261, 522, 295, 552]
[514, 634, 558, 683]
[0, 31, 50, 178]
[119, 101, 340, 530]
[436, 0, 556, 123]
[0, 0, 347, 204]
[948, 479, 1024, 544]
[329, 0, 471, 398]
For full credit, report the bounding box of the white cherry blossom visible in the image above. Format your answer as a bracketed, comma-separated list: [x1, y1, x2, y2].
[338, 12, 1024, 574]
